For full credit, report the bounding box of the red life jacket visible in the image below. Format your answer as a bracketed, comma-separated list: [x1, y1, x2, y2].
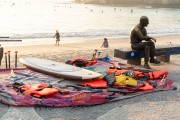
[148, 70, 168, 80]
[70, 58, 89, 67]
[88, 60, 97, 66]
[70, 58, 97, 67]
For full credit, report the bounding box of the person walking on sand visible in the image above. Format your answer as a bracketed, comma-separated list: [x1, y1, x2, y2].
[101, 38, 109, 48]
[130, 16, 160, 69]
[54, 30, 60, 46]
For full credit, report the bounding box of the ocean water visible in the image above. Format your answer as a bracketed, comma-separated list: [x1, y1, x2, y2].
[0, 0, 180, 46]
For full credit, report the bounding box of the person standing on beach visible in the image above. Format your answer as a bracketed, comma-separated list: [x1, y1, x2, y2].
[101, 38, 109, 48]
[54, 30, 60, 46]
[130, 16, 160, 69]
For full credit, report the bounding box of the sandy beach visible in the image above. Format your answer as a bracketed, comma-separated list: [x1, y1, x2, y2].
[0, 35, 180, 120]
[1, 34, 180, 69]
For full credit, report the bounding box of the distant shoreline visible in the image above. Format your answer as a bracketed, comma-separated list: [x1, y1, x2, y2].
[75, 1, 180, 8]
[2, 33, 180, 47]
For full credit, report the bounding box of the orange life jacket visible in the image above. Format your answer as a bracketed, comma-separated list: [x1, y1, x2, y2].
[138, 82, 154, 91]
[20, 83, 48, 95]
[30, 88, 59, 98]
[82, 79, 108, 88]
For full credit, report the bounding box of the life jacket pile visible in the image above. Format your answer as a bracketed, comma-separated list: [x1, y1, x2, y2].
[14, 68, 168, 97]
[81, 68, 168, 91]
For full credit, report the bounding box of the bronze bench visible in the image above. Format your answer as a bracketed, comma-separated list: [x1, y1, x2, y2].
[114, 46, 180, 65]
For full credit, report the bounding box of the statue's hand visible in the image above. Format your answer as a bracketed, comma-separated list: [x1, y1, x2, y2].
[151, 37, 156, 43]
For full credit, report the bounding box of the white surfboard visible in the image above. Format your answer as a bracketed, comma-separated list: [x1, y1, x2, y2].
[19, 57, 102, 80]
